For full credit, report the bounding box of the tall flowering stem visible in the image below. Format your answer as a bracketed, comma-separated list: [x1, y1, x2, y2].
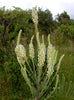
[15, 6, 64, 100]
[32, 6, 38, 35]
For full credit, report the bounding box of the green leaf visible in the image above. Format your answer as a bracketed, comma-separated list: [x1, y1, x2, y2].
[57, 54, 64, 72]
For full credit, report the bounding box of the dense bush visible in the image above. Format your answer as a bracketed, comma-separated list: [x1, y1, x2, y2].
[0, 7, 34, 45]
[38, 8, 53, 34]
[60, 24, 74, 39]
[0, 44, 31, 99]
[57, 11, 70, 24]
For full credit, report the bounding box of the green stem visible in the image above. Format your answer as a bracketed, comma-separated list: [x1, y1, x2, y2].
[32, 58, 37, 81]
[26, 59, 34, 75]
[39, 70, 59, 98]
[45, 75, 59, 100]
[35, 23, 38, 35]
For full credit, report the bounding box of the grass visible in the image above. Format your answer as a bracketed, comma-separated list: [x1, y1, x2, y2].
[50, 32, 74, 82]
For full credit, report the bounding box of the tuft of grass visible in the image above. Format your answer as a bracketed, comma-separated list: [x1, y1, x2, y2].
[52, 74, 74, 100]
[50, 32, 74, 82]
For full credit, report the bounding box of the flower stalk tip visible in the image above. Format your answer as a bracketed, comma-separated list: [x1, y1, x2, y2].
[17, 29, 22, 45]
[29, 35, 34, 59]
[32, 6, 38, 24]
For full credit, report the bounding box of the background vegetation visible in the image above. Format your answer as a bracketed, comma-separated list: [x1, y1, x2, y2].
[0, 6, 74, 100]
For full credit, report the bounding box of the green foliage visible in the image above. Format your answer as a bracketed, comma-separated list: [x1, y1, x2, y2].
[0, 6, 34, 45]
[68, 19, 74, 25]
[0, 24, 4, 33]
[60, 24, 74, 39]
[0, 45, 31, 99]
[38, 8, 53, 26]
[51, 30, 74, 82]
[38, 8, 53, 34]
[57, 11, 70, 24]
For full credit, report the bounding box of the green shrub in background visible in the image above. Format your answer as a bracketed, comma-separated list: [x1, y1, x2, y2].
[38, 8, 53, 34]
[60, 24, 74, 39]
[68, 19, 74, 25]
[56, 11, 70, 24]
[15, 7, 64, 100]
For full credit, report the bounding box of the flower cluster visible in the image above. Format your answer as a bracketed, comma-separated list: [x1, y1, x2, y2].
[47, 44, 53, 66]
[32, 6, 38, 24]
[15, 44, 26, 64]
[38, 43, 46, 68]
[47, 44, 54, 76]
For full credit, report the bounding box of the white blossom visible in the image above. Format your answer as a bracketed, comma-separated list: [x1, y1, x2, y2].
[38, 43, 46, 68]
[32, 7, 38, 24]
[47, 44, 54, 76]
[15, 44, 26, 64]
[29, 42, 34, 59]
[47, 44, 53, 64]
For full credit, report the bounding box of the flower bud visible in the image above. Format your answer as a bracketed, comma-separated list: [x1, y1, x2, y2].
[29, 36, 34, 59]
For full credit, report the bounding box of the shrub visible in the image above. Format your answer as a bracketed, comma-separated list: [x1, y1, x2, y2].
[38, 7, 53, 34]
[60, 24, 74, 39]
